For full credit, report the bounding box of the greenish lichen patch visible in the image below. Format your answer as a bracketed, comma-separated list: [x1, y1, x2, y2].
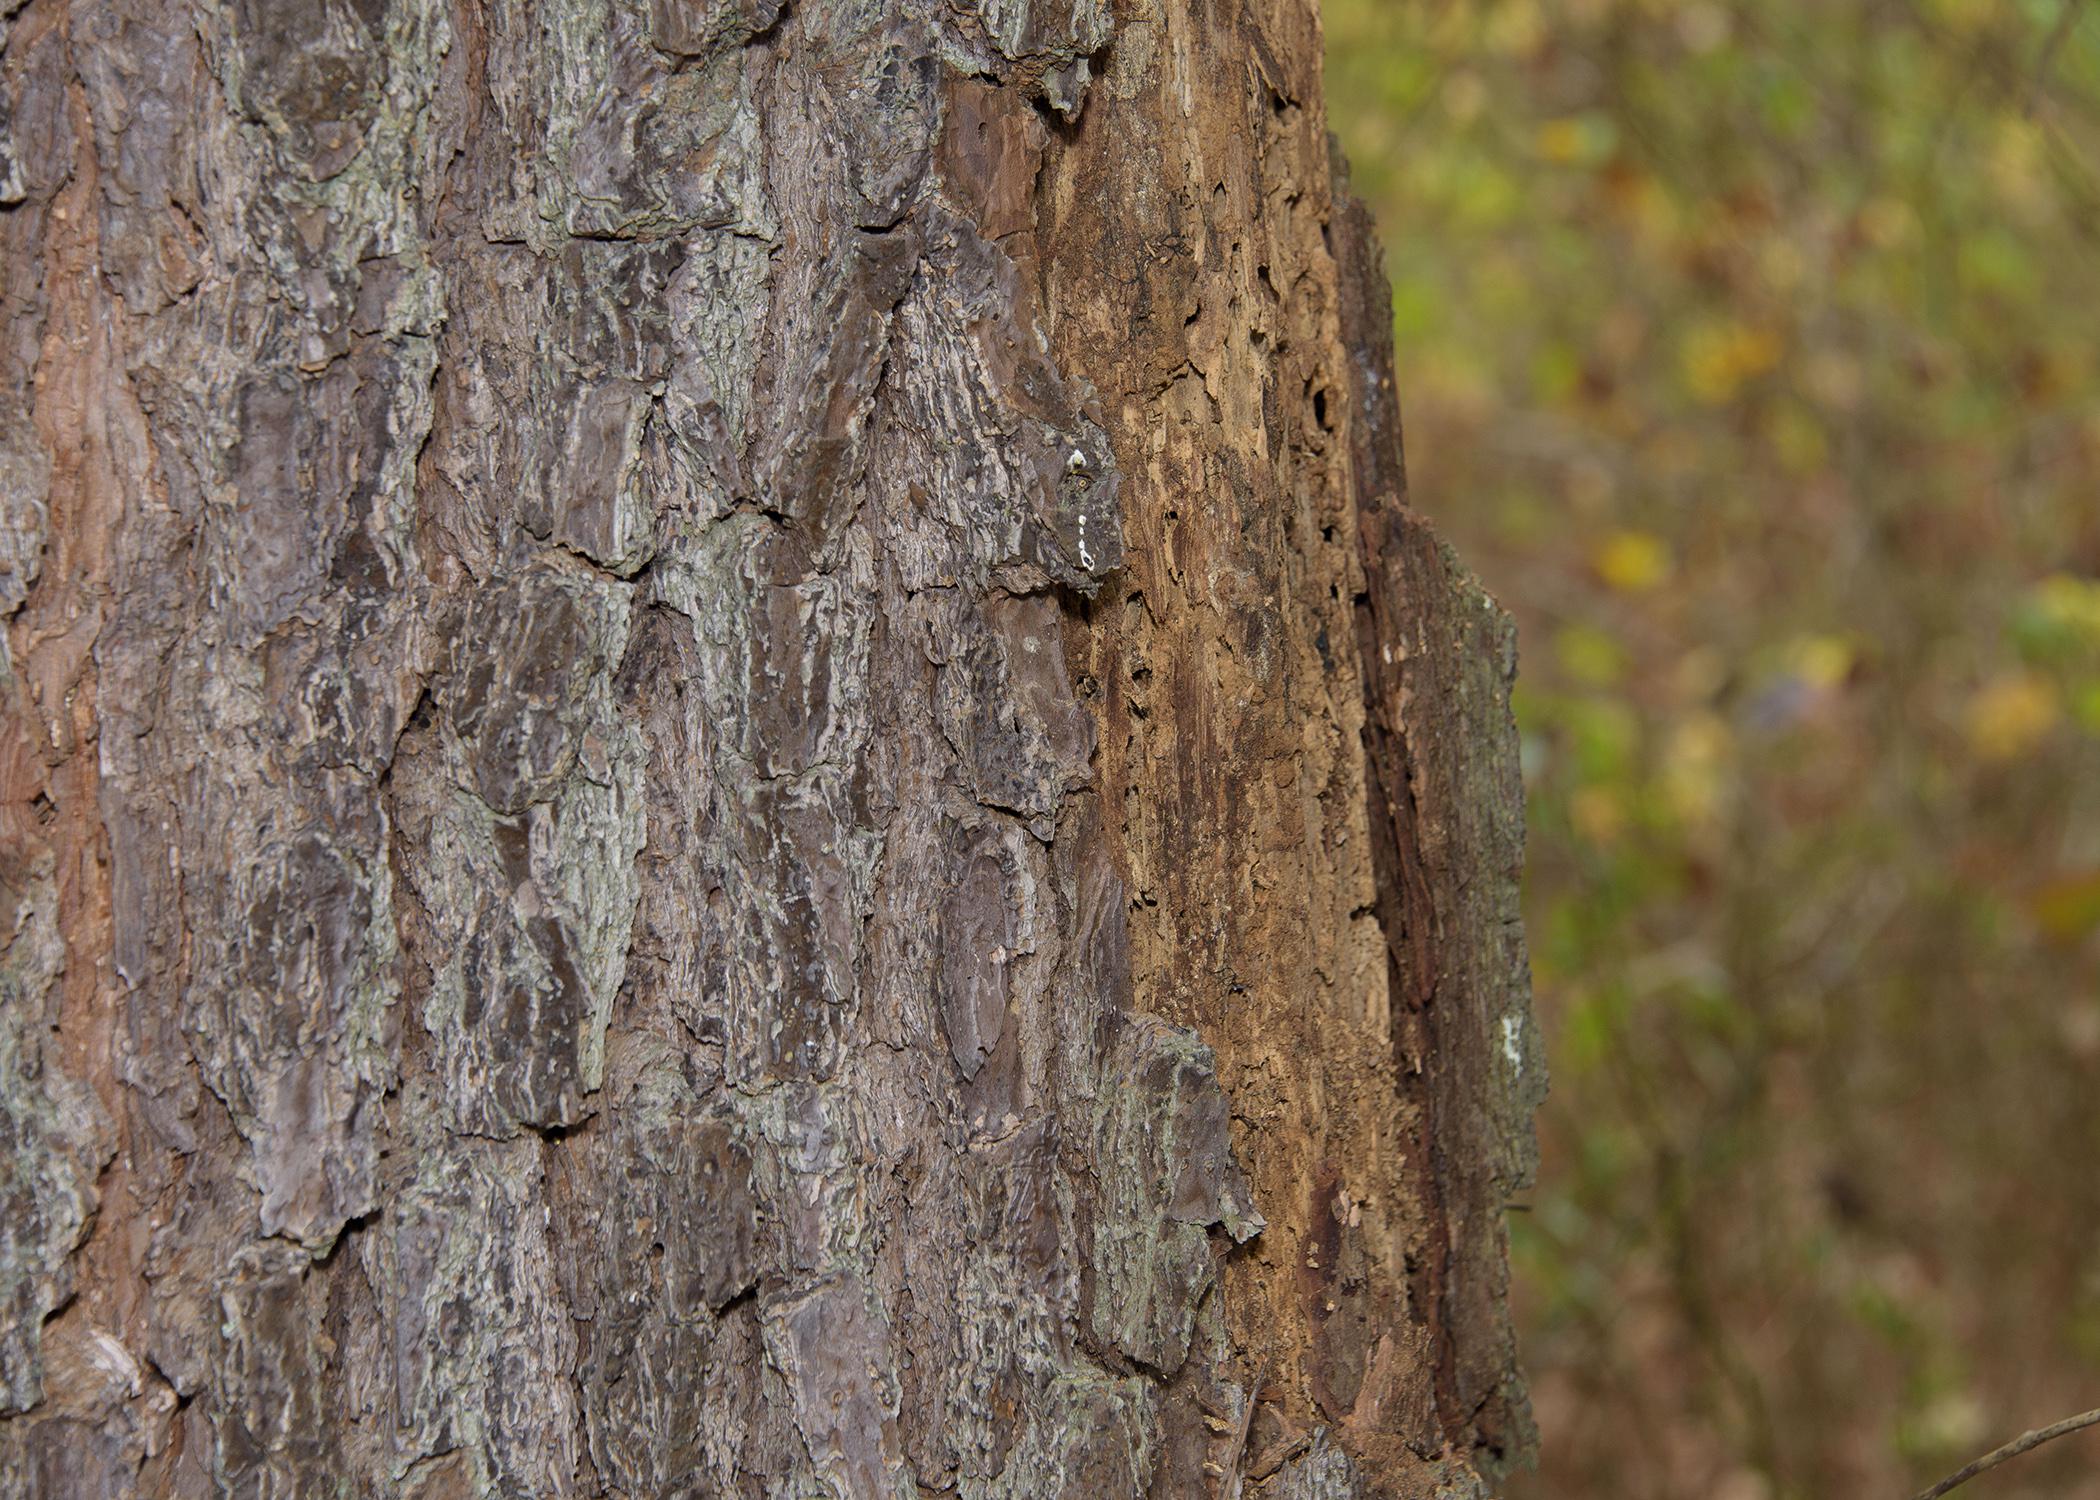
[0, 857, 113, 1416]
[1267, 1428, 1368, 1499]
[400, 568, 647, 1136]
[0, 407, 48, 628]
[1087, 1014, 1264, 1373]
[187, 816, 402, 1248]
[366, 1120, 579, 1491]
[210, 1242, 345, 1497]
[984, 1366, 1158, 1498]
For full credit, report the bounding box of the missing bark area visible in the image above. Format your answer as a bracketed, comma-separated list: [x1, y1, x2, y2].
[0, 0, 1537, 1495]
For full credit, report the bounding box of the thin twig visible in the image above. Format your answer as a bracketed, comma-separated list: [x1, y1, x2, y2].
[1911, 1407, 2100, 1500]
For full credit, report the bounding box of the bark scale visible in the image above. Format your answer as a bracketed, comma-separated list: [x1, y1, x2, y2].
[0, 0, 1541, 1495]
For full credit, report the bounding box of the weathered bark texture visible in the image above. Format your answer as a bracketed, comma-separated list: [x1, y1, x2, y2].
[0, 0, 1542, 1495]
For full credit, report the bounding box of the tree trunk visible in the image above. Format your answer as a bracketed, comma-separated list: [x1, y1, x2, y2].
[0, 0, 1542, 1494]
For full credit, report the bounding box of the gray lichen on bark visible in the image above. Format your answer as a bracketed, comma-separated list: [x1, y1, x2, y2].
[1087, 1015, 1264, 1375]
[0, 853, 112, 1416]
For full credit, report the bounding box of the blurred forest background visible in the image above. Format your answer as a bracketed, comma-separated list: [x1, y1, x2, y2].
[1322, 1, 2100, 1496]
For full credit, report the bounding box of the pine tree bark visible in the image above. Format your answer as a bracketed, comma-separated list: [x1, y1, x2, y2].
[0, 0, 1542, 1495]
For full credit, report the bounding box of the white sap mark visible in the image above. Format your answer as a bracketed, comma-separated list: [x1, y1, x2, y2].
[1501, 1013, 1524, 1075]
[1067, 451, 1097, 567]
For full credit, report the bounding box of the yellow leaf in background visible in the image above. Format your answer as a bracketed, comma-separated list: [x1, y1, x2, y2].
[1925, 0, 1994, 33]
[1661, 713, 1734, 829]
[2075, 684, 2100, 735]
[1772, 403, 1829, 475]
[1535, 112, 1616, 167]
[1554, 623, 1628, 686]
[1536, 118, 1588, 164]
[1593, 530, 1673, 594]
[2032, 869, 2100, 943]
[1601, 163, 1674, 245]
[1483, 0, 1544, 56]
[2032, 573, 2100, 638]
[1682, 321, 1785, 404]
[1964, 671, 2059, 761]
[1784, 634, 1854, 692]
[1990, 118, 2048, 217]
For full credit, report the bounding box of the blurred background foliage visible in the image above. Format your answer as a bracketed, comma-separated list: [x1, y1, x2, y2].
[1323, 1, 2100, 1495]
